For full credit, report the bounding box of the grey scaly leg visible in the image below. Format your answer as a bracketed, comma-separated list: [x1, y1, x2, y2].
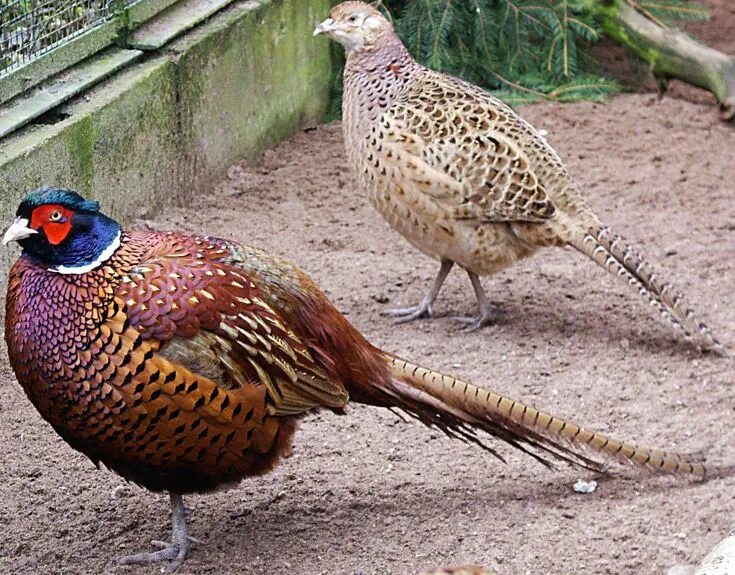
[382, 259, 454, 323]
[454, 270, 495, 331]
[119, 492, 202, 572]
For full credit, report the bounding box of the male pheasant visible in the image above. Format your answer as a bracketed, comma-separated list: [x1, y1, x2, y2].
[315, 2, 725, 354]
[3, 188, 727, 569]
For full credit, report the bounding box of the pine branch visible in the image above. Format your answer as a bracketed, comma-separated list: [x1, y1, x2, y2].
[321, 0, 718, 117]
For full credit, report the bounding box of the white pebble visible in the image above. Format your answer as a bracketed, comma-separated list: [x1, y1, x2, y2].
[572, 478, 598, 494]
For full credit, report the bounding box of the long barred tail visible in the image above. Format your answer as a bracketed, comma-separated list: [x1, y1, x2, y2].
[382, 356, 730, 478]
[571, 225, 725, 356]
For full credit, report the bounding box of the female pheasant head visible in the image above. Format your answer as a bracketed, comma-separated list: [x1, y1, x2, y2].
[3, 186, 121, 274]
[313, 1, 393, 53]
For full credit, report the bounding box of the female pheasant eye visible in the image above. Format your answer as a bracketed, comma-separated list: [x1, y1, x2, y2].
[348, 15, 358, 23]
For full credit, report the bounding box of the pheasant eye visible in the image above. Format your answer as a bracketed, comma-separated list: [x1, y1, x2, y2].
[348, 15, 358, 23]
[30, 205, 72, 245]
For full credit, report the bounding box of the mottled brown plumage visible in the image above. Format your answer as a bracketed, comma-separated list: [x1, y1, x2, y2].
[316, 2, 725, 353]
[3, 189, 729, 569]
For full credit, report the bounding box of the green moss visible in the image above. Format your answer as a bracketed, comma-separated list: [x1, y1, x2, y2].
[171, 0, 333, 170]
[63, 116, 95, 194]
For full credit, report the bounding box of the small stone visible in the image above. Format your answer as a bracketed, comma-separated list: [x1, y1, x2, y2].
[111, 485, 129, 499]
[572, 478, 598, 494]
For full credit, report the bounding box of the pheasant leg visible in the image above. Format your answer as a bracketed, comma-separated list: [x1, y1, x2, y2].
[382, 259, 454, 323]
[119, 492, 200, 571]
[455, 271, 495, 331]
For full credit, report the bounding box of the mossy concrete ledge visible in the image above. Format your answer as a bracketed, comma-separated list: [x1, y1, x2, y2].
[0, 0, 335, 277]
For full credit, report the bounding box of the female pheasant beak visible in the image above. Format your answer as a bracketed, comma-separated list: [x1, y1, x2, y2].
[3, 217, 37, 245]
[313, 18, 335, 37]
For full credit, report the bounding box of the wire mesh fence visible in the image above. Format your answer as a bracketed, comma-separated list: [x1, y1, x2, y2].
[0, 0, 138, 77]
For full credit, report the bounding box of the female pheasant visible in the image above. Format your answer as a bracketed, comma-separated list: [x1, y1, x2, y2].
[315, 1, 725, 354]
[3, 187, 727, 569]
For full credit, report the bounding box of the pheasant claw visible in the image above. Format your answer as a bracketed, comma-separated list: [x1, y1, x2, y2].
[119, 493, 197, 572]
[382, 302, 433, 322]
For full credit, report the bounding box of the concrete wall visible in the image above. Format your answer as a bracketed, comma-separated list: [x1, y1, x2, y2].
[0, 0, 335, 275]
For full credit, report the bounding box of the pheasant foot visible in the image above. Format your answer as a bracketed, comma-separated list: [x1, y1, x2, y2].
[382, 259, 454, 324]
[119, 492, 199, 572]
[454, 306, 496, 332]
[454, 271, 495, 331]
[383, 302, 434, 322]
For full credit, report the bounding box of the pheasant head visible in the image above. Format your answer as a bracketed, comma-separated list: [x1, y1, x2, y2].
[313, 1, 393, 54]
[3, 186, 121, 273]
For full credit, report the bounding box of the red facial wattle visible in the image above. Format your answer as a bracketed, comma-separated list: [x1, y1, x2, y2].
[30, 204, 73, 245]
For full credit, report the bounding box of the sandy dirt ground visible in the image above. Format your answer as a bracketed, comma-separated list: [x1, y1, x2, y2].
[1, 4, 734, 575]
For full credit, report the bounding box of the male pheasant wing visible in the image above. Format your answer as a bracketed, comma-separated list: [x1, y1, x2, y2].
[117, 232, 349, 417]
[378, 73, 557, 223]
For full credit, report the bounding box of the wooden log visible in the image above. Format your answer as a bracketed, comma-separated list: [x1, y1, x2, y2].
[580, 0, 735, 121]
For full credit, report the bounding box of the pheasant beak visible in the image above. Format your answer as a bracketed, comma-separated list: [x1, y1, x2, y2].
[3, 217, 38, 246]
[313, 18, 335, 36]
